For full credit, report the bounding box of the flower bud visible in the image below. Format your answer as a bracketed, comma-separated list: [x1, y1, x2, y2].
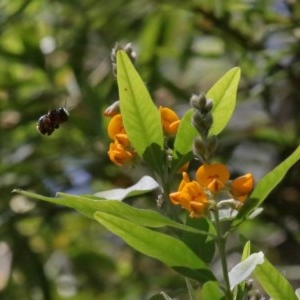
[190, 93, 207, 110]
[206, 135, 218, 155]
[111, 42, 136, 77]
[193, 136, 206, 159]
[203, 98, 213, 113]
[124, 43, 137, 63]
[192, 111, 206, 132]
[230, 173, 254, 202]
[203, 113, 213, 130]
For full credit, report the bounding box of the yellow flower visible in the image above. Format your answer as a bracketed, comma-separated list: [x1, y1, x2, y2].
[196, 163, 230, 193]
[169, 172, 208, 218]
[230, 173, 254, 203]
[107, 114, 126, 140]
[108, 140, 136, 166]
[159, 106, 180, 136]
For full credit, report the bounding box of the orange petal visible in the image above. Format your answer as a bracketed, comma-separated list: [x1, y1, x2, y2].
[189, 201, 206, 218]
[159, 106, 180, 135]
[107, 114, 125, 140]
[108, 140, 135, 166]
[169, 180, 208, 216]
[115, 133, 130, 147]
[178, 172, 190, 191]
[196, 163, 230, 193]
[230, 173, 254, 202]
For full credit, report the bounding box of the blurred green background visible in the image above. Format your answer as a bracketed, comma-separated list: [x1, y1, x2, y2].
[1, 0, 300, 299]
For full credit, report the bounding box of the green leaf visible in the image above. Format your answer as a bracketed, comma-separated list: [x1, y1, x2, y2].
[228, 252, 264, 290]
[254, 258, 298, 300]
[171, 108, 197, 173]
[206, 67, 241, 136]
[201, 281, 224, 300]
[13, 189, 213, 236]
[241, 241, 251, 261]
[234, 145, 300, 225]
[94, 211, 208, 270]
[173, 108, 197, 157]
[117, 50, 164, 175]
[181, 217, 216, 264]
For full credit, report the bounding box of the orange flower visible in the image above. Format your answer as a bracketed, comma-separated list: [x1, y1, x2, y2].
[196, 163, 230, 193]
[107, 114, 126, 140]
[169, 172, 208, 218]
[159, 106, 180, 136]
[170, 163, 254, 217]
[106, 113, 137, 166]
[108, 140, 136, 166]
[230, 173, 254, 203]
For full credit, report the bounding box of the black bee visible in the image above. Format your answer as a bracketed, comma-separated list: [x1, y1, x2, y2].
[37, 107, 69, 136]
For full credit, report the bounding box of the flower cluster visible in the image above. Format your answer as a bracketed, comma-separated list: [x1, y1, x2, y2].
[107, 113, 137, 166]
[169, 163, 254, 218]
[105, 103, 180, 166]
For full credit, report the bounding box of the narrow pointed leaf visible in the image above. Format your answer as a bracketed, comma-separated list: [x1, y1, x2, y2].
[254, 258, 298, 300]
[234, 145, 300, 225]
[12, 189, 213, 236]
[94, 211, 208, 270]
[241, 241, 251, 261]
[207, 67, 241, 136]
[117, 50, 164, 174]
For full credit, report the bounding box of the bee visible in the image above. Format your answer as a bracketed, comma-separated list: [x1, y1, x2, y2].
[36, 107, 69, 136]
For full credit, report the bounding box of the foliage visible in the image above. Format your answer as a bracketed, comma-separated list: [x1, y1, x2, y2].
[13, 50, 300, 299]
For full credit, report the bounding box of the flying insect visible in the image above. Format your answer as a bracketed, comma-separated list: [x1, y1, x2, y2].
[37, 107, 69, 136]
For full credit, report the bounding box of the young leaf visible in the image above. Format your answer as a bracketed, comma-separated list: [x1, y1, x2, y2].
[254, 258, 298, 300]
[228, 252, 264, 290]
[206, 67, 241, 136]
[13, 189, 213, 236]
[234, 145, 300, 225]
[117, 50, 164, 175]
[94, 211, 209, 271]
[241, 241, 251, 261]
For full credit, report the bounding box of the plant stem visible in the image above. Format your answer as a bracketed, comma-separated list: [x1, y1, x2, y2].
[213, 208, 232, 300]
